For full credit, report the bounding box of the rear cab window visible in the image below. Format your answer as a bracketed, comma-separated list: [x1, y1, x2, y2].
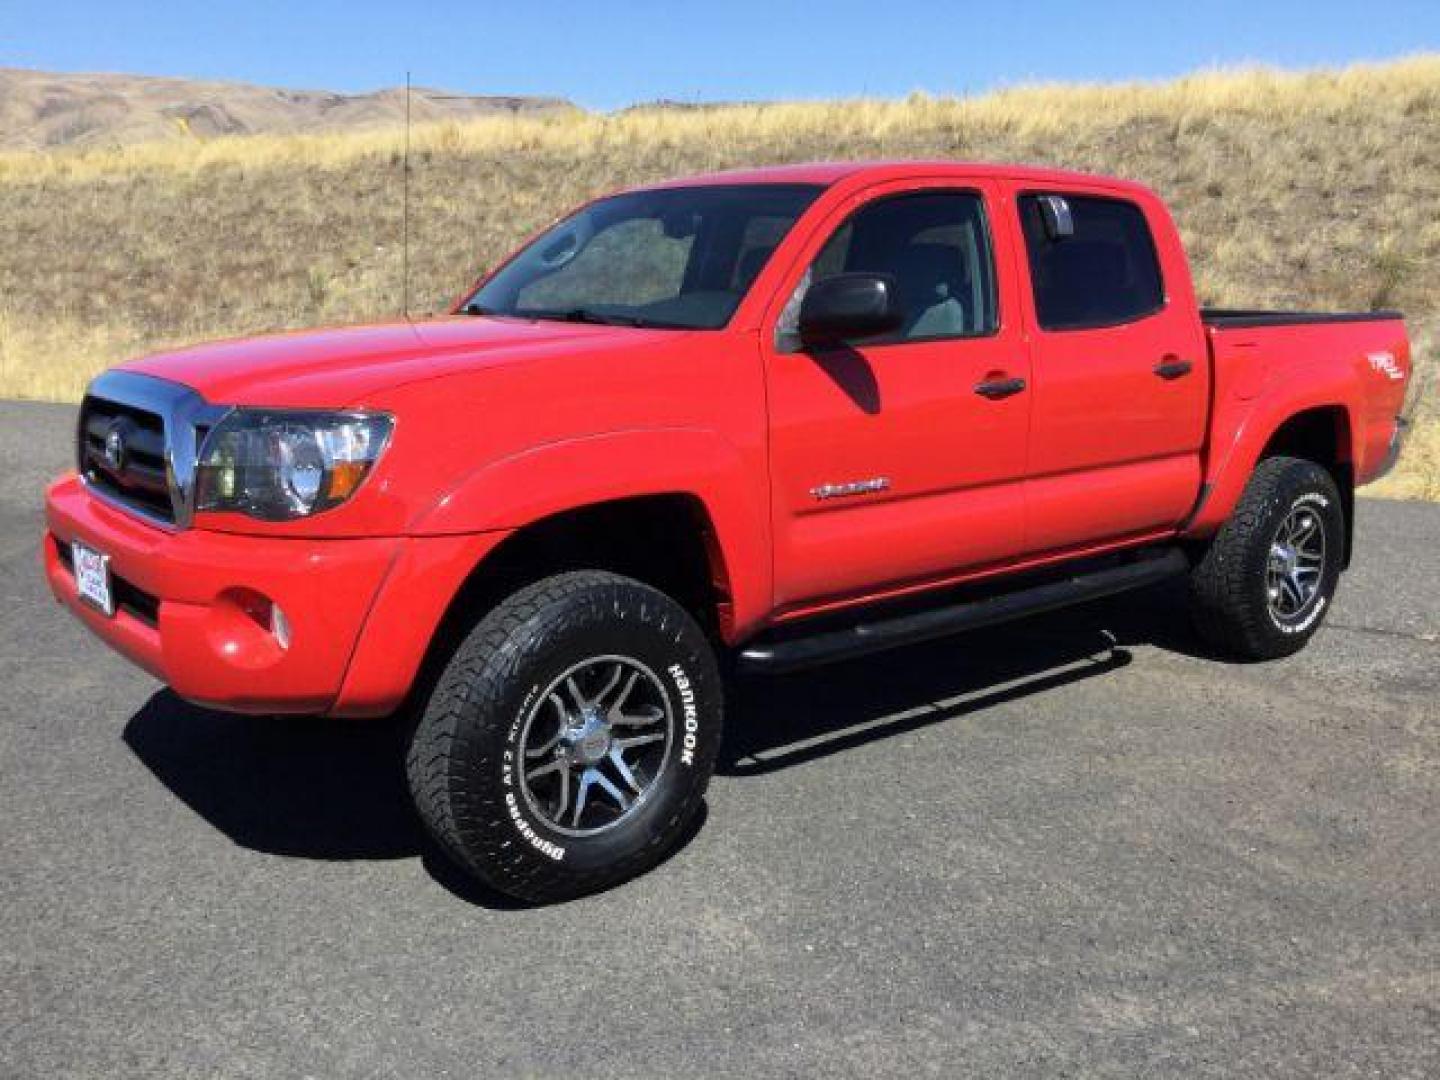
[1018, 194, 1165, 331]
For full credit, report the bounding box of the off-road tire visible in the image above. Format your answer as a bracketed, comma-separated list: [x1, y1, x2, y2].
[1189, 455, 1344, 660]
[406, 571, 722, 903]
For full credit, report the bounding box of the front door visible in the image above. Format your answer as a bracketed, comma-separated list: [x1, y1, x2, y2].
[763, 180, 1031, 611]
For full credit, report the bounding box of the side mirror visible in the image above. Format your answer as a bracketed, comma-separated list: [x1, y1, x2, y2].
[798, 273, 904, 347]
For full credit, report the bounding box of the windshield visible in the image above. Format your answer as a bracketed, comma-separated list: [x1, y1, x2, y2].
[463, 184, 824, 330]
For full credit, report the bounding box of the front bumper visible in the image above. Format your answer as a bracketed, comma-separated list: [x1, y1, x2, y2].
[44, 473, 507, 716]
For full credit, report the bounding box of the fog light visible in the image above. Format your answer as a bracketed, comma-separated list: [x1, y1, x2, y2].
[270, 603, 292, 650]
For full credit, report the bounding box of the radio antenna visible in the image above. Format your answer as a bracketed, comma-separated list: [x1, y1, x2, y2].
[401, 70, 412, 320]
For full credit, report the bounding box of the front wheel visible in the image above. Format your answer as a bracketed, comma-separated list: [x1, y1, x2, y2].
[406, 571, 723, 903]
[1189, 455, 1345, 660]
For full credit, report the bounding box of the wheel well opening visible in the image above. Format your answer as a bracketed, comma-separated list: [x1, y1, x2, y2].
[443, 489, 726, 641]
[398, 494, 732, 721]
[1261, 406, 1355, 567]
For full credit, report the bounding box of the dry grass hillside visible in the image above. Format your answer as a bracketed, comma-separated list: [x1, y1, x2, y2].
[0, 57, 1434, 496]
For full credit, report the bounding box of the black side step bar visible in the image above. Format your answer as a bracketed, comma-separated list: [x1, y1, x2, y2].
[737, 547, 1189, 674]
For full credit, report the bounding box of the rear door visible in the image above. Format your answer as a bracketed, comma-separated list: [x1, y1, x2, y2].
[1014, 187, 1209, 553]
[762, 179, 1031, 609]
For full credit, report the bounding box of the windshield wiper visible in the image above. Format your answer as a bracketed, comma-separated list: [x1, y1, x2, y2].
[461, 302, 501, 317]
[499, 307, 615, 326]
[516, 308, 688, 330]
[554, 308, 621, 326]
[614, 314, 693, 330]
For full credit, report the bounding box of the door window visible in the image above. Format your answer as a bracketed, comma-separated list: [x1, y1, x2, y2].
[1018, 195, 1164, 331]
[780, 191, 998, 345]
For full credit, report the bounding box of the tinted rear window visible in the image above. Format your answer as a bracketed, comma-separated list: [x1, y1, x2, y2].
[1019, 195, 1164, 331]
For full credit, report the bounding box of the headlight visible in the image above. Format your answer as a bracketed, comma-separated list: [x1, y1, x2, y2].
[195, 410, 393, 520]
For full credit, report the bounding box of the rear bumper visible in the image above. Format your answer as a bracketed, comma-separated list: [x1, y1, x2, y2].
[1367, 415, 1412, 484]
[45, 473, 506, 717]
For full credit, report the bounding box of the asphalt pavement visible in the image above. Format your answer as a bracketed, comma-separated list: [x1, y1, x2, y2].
[2, 400, 1436, 1078]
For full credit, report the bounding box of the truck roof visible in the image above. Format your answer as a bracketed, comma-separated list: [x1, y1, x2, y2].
[641, 160, 1151, 196]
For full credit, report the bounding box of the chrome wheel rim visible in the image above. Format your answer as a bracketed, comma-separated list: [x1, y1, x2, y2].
[1266, 504, 1327, 623]
[517, 655, 674, 837]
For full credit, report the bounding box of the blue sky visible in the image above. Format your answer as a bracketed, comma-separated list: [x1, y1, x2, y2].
[3, 1, 1437, 110]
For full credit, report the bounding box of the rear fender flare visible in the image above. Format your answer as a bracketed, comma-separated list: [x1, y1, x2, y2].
[1187, 367, 1358, 538]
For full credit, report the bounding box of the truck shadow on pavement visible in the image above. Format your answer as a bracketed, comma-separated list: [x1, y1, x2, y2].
[121, 695, 540, 908]
[722, 577, 1216, 774]
[121, 580, 1206, 905]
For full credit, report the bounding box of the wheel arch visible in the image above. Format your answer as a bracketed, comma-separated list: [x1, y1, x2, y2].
[1188, 397, 1358, 566]
[1257, 406, 1356, 566]
[409, 428, 771, 634]
[437, 490, 737, 640]
[334, 430, 770, 719]
[378, 490, 738, 727]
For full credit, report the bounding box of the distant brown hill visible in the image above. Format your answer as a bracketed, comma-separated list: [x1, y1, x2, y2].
[0, 67, 576, 149]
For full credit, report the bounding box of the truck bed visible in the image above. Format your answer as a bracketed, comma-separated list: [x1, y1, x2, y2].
[1199, 306, 1412, 491]
[1201, 308, 1404, 329]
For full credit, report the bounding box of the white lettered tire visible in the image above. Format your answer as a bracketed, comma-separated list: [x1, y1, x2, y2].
[1189, 456, 1345, 660]
[406, 571, 722, 903]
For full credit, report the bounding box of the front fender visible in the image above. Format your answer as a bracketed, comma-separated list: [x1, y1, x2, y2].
[409, 428, 773, 639]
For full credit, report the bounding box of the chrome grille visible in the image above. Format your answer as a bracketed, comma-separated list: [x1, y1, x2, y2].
[79, 396, 174, 522]
[75, 371, 228, 530]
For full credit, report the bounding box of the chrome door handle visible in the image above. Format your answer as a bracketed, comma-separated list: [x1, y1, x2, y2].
[1154, 358, 1193, 380]
[974, 376, 1027, 400]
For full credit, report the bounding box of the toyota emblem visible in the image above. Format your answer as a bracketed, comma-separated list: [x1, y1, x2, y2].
[104, 422, 128, 470]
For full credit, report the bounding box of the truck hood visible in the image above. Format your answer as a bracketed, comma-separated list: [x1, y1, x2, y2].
[120, 316, 686, 407]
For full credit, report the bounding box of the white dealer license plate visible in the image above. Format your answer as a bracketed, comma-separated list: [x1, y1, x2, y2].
[71, 540, 114, 616]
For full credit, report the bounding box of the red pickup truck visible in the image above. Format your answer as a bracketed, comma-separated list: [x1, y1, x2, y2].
[45, 162, 1415, 901]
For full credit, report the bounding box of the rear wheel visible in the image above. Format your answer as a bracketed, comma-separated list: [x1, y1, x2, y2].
[406, 571, 722, 903]
[1189, 455, 1345, 660]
